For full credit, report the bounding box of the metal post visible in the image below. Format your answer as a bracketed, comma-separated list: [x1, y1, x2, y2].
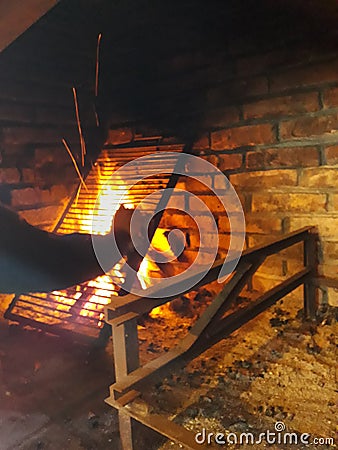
[303, 231, 318, 320]
[112, 317, 140, 449]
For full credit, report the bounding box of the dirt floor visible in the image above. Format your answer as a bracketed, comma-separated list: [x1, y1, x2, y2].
[144, 294, 337, 450]
[0, 291, 336, 450]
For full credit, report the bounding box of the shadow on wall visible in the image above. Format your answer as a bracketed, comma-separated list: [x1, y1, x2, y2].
[94, 0, 338, 141]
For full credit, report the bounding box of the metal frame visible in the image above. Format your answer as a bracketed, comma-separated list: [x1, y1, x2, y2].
[104, 226, 318, 450]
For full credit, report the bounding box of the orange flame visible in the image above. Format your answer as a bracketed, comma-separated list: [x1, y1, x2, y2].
[52, 166, 172, 326]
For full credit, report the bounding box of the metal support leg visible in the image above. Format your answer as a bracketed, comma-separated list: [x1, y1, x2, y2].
[303, 232, 318, 320]
[112, 318, 139, 450]
[118, 411, 134, 450]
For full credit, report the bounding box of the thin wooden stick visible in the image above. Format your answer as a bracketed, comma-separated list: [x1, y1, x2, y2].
[95, 33, 102, 97]
[94, 33, 102, 127]
[94, 103, 100, 128]
[74, 183, 82, 206]
[97, 162, 101, 181]
[62, 138, 88, 192]
[72, 87, 86, 166]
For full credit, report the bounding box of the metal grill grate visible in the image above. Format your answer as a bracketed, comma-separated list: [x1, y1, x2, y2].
[5, 139, 184, 340]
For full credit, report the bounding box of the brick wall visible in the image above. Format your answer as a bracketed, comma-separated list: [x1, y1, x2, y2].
[1, 1, 338, 307]
[106, 4, 337, 308]
[0, 4, 101, 230]
[172, 54, 338, 307]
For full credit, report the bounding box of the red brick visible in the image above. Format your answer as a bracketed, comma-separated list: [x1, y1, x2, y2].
[193, 134, 210, 150]
[218, 233, 231, 251]
[217, 153, 243, 171]
[186, 155, 219, 173]
[247, 234, 282, 248]
[280, 242, 304, 260]
[19, 205, 64, 229]
[289, 215, 338, 238]
[327, 287, 338, 307]
[322, 86, 338, 108]
[218, 213, 246, 233]
[0, 168, 20, 184]
[325, 145, 338, 165]
[35, 147, 70, 168]
[50, 185, 70, 201]
[243, 92, 319, 120]
[189, 194, 225, 213]
[105, 127, 133, 145]
[246, 151, 265, 169]
[12, 188, 53, 206]
[270, 60, 338, 92]
[184, 175, 213, 192]
[300, 167, 338, 188]
[213, 174, 230, 190]
[167, 193, 185, 210]
[279, 112, 338, 140]
[162, 212, 196, 230]
[252, 193, 326, 213]
[21, 168, 35, 183]
[286, 258, 304, 275]
[230, 169, 297, 189]
[322, 241, 338, 263]
[205, 106, 240, 128]
[318, 265, 338, 279]
[252, 274, 285, 293]
[330, 193, 338, 210]
[202, 154, 218, 168]
[245, 214, 282, 234]
[246, 146, 319, 169]
[211, 123, 276, 150]
[2, 126, 77, 145]
[256, 255, 285, 277]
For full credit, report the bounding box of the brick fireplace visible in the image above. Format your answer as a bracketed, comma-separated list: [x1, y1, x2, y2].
[0, 3, 337, 449]
[0, 0, 338, 312]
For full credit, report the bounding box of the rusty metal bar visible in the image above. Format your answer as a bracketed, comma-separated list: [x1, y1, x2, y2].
[105, 226, 315, 321]
[107, 266, 312, 450]
[112, 318, 140, 382]
[110, 265, 310, 395]
[105, 227, 319, 450]
[203, 267, 311, 344]
[120, 143, 194, 294]
[313, 276, 338, 289]
[303, 229, 318, 320]
[106, 396, 209, 450]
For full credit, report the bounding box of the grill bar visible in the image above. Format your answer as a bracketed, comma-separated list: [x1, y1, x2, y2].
[5, 139, 184, 340]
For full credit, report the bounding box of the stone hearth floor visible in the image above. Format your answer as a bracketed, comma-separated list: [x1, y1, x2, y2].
[0, 291, 336, 450]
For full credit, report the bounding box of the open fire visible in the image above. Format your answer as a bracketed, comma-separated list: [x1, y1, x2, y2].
[54, 166, 173, 328]
[5, 142, 183, 339]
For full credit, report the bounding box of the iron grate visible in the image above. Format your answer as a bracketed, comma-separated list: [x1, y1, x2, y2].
[5, 139, 184, 341]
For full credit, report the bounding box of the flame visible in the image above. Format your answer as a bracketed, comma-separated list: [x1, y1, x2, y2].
[137, 228, 174, 289]
[137, 228, 176, 318]
[50, 164, 173, 327]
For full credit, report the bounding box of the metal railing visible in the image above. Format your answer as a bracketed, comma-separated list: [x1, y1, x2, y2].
[104, 226, 318, 450]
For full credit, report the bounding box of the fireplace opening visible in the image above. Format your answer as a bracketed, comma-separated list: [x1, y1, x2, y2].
[5, 138, 186, 340]
[0, 1, 337, 449]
